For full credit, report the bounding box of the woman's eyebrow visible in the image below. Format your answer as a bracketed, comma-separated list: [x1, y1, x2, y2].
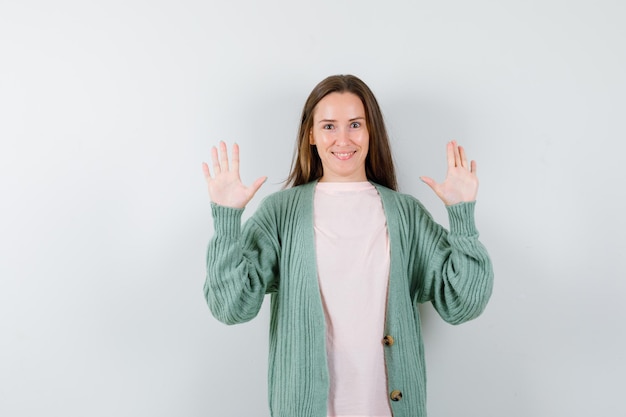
[317, 116, 365, 124]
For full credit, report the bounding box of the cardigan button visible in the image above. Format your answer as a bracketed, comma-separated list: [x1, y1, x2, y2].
[390, 390, 403, 402]
[383, 335, 394, 346]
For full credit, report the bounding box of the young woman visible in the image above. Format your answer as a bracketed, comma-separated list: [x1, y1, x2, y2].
[202, 74, 493, 417]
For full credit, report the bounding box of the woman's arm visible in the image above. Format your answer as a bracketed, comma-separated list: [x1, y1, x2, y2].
[204, 203, 280, 325]
[415, 202, 494, 325]
[202, 142, 277, 324]
[415, 141, 493, 324]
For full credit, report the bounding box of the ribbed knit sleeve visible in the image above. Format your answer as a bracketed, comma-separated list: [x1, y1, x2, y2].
[416, 201, 494, 325]
[204, 202, 280, 325]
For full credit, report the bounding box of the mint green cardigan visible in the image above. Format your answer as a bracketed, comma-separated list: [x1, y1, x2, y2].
[205, 181, 493, 417]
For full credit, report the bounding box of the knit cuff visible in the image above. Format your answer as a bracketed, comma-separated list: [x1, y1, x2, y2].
[211, 203, 245, 237]
[446, 201, 478, 236]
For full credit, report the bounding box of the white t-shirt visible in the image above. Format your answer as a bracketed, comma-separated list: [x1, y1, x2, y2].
[313, 181, 392, 417]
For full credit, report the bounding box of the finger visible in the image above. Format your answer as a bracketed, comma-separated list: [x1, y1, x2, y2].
[458, 145, 469, 169]
[420, 176, 437, 189]
[231, 143, 240, 176]
[202, 162, 211, 181]
[219, 141, 230, 172]
[211, 146, 221, 175]
[452, 140, 462, 167]
[446, 141, 455, 168]
[249, 176, 268, 195]
[471, 160, 477, 174]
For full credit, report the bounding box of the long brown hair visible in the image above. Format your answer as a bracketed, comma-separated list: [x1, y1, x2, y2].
[285, 74, 397, 190]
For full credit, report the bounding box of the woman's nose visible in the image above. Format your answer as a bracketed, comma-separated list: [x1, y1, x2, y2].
[336, 127, 350, 145]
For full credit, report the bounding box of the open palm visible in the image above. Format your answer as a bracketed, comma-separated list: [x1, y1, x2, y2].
[420, 141, 479, 206]
[202, 142, 266, 209]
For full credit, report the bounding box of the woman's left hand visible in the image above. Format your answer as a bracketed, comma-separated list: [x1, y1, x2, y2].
[420, 140, 479, 206]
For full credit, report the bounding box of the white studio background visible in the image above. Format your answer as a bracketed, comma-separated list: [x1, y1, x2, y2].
[1, 1, 624, 416]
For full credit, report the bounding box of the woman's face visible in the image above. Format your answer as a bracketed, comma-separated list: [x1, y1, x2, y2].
[309, 92, 369, 182]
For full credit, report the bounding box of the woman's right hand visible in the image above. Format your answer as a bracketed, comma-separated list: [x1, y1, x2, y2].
[202, 141, 267, 209]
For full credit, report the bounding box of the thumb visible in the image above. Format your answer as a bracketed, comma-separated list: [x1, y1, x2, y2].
[249, 176, 268, 195]
[420, 176, 437, 190]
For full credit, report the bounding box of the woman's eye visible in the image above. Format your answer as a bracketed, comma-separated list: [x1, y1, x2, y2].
[323, 124, 334, 130]
[351, 122, 361, 128]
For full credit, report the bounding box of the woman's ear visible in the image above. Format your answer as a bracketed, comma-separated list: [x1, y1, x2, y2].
[309, 130, 315, 145]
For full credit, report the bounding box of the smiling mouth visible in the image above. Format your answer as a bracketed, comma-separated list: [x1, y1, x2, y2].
[332, 151, 357, 160]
